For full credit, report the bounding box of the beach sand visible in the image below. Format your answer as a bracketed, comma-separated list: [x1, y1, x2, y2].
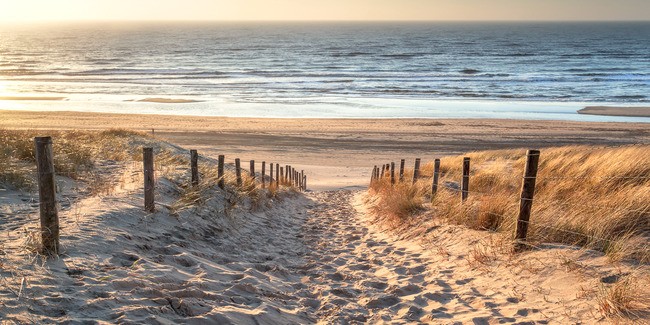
[1, 109, 648, 323]
[2, 109, 649, 190]
[578, 106, 650, 118]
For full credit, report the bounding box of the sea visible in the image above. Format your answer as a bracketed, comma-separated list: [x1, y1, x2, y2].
[1, 22, 649, 122]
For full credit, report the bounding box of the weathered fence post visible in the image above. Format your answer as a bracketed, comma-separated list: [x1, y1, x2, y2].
[269, 162, 274, 187]
[431, 158, 440, 201]
[143, 147, 155, 213]
[385, 163, 390, 177]
[515, 150, 540, 251]
[289, 167, 293, 184]
[190, 149, 199, 186]
[390, 162, 395, 185]
[279, 167, 284, 185]
[412, 158, 421, 184]
[235, 158, 242, 186]
[399, 159, 405, 182]
[217, 155, 225, 189]
[461, 157, 470, 202]
[261, 161, 266, 188]
[300, 170, 304, 190]
[370, 166, 377, 185]
[250, 160, 255, 179]
[34, 136, 59, 255]
[276, 164, 280, 185]
[380, 164, 386, 179]
[303, 175, 307, 191]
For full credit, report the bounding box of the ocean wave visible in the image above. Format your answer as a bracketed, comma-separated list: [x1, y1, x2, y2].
[460, 69, 481, 74]
[62, 68, 227, 77]
[330, 52, 372, 57]
[0, 68, 48, 76]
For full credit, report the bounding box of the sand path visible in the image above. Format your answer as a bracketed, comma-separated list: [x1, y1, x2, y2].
[297, 190, 551, 324]
[1, 184, 620, 323]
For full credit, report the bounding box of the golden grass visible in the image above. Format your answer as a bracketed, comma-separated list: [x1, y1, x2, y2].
[369, 145, 650, 262]
[0, 129, 148, 190]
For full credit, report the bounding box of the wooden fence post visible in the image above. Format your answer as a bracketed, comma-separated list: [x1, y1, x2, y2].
[412, 158, 421, 184]
[279, 167, 284, 185]
[250, 160, 255, 179]
[370, 166, 376, 185]
[461, 157, 470, 202]
[390, 162, 395, 185]
[217, 155, 225, 189]
[190, 149, 199, 186]
[143, 147, 155, 213]
[303, 175, 307, 191]
[399, 159, 405, 182]
[235, 158, 242, 186]
[431, 158, 440, 201]
[380, 164, 386, 179]
[34, 136, 59, 255]
[269, 162, 274, 187]
[385, 164, 390, 177]
[276, 164, 280, 185]
[515, 150, 540, 251]
[261, 161, 266, 188]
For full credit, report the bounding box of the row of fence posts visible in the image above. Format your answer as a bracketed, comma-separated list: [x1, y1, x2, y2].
[369, 149, 540, 251]
[32, 136, 308, 256]
[143, 149, 308, 213]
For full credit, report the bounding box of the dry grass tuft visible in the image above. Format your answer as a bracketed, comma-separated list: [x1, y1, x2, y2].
[597, 274, 650, 321]
[369, 177, 425, 226]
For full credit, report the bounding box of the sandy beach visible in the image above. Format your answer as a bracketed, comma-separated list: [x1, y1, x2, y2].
[2, 109, 649, 190]
[1, 109, 649, 323]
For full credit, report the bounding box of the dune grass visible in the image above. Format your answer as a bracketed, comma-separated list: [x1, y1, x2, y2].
[0, 129, 148, 190]
[369, 145, 650, 263]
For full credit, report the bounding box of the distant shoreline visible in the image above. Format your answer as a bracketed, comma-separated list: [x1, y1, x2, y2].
[578, 106, 650, 118]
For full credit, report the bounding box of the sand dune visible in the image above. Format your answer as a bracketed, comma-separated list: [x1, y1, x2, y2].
[2, 178, 640, 323]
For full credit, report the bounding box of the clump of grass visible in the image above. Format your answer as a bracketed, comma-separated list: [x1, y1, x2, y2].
[369, 177, 425, 226]
[369, 145, 650, 262]
[597, 275, 650, 321]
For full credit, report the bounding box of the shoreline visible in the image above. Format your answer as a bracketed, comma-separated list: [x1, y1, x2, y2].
[2, 98, 650, 123]
[3, 109, 649, 190]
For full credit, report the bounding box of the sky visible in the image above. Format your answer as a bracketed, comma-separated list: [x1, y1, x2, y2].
[1, 0, 649, 22]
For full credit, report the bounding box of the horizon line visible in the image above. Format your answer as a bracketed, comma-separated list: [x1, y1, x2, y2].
[2, 19, 649, 24]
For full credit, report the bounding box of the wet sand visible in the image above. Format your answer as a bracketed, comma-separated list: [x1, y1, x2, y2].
[578, 106, 650, 118]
